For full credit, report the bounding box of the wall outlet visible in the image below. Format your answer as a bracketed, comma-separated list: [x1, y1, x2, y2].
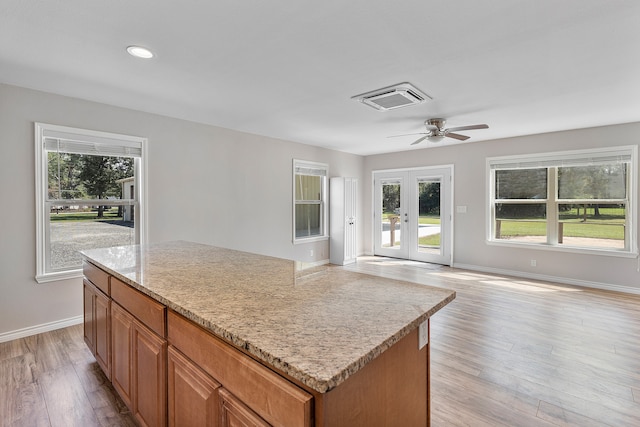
[309, 249, 314, 257]
[418, 320, 428, 349]
[530, 259, 537, 267]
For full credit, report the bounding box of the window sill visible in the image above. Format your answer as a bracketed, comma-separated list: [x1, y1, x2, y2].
[36, 268, 83, 284]
[486, 239, 638, 258]
[293, 235, 329, 245]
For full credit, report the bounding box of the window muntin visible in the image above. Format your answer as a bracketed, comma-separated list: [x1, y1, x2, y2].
[293, 160, 328, 242]
[35, 123, 147, 282]
[489, 147, 636, 254]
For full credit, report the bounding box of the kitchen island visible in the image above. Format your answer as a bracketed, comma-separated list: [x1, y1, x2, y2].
[81, 240, 455, 426]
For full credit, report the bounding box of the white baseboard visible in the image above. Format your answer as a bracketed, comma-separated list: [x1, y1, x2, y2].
[295, 258, 330, 270]
[453, 262, 640, 296]
[0, 315, 84, 343]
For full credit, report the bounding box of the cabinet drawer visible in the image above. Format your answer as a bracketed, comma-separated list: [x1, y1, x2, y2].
[83, 261, 110, 295]
[167, 310, 312, 427]
[111, 276, 166, 337]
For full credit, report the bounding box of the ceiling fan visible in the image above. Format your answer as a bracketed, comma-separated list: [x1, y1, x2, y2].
[389, 118, 489, 145]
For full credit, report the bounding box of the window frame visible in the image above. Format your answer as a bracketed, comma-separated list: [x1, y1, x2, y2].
[292, 159, 329, 244]
[487, 146, 637, 257]
[35, 123, 148, 283]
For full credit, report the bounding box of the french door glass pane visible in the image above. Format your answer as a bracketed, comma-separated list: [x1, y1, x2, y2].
[381, 182, 401, 249]
[418, 180, 440, 254]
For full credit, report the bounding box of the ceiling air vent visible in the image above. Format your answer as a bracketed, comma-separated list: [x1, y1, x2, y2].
[352, 82, 431, 111]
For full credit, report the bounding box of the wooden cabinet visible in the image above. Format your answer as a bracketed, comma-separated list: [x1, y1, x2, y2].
[133, 317, 167, 427]
[83, 280, 95, 351]
[93, 287, 111, 378]
[167, 310, 313, 427]
[83, 272, 111, 379]
[111, 302, 133, 408]
[330, 177, 357, 265]
[110, 279, 167, 427]
[168, 346, 220, 427]
[83, 259, 431, 427]
[219, 388, 270, 427]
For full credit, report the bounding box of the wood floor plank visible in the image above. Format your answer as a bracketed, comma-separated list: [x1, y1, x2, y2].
[0, 336, 35, 363]
[0, 382, 50, 427]
[32, 330, 72, 375]
[72, 356, 137, 426]
[345, 257, 640, 426]
[0, 353, 37, 388]
[39, 364, 100, 427]
[536, 400, 614, 427]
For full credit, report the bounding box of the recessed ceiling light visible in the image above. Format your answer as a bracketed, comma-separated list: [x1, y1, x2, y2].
[126, 45, 154, 59]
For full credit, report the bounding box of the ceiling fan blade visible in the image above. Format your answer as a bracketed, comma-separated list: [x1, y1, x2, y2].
[411, 135, 430, 145]
[446, 124, 489, 133]
[445, 132, 470, 141]
[386, 132, 428, 139]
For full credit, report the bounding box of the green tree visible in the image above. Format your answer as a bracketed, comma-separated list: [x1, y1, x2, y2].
[419, 182, 440, 215]
[48, 152, 85, 200]
[382, 183, 400, 214]
[78, 155, 133, 217]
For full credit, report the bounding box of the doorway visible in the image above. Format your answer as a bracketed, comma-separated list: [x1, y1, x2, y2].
[373, 166, 453, 265]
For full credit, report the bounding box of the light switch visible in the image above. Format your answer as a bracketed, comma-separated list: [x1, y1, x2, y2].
[456, 205, 467, 214]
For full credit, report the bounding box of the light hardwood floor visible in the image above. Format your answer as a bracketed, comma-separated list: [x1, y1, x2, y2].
[1, 258, 639, 426]
[345, 257, 640, 426]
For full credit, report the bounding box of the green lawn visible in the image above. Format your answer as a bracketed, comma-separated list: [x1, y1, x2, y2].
[498, 206, 625, 240]
[50, 208, 123, 222]
[419, 233, 440, 246]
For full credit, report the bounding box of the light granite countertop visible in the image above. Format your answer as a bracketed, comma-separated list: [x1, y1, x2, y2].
[81, 240, 455, 393]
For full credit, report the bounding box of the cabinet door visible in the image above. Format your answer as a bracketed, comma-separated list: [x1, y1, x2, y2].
[168, 346, 220, 427]
[345, 178, 357, 263]
[94, 290, 111, 379]
[111, 302, 133, 409]
[83, 280, 95, 351]
[219, 388, 270, 427]
[133, 319, 167, 427]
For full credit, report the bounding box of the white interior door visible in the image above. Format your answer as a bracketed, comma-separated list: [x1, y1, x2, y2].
[374, 166, 452, 265]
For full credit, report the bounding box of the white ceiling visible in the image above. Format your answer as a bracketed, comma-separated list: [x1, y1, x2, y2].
[2, 0, 639, 155]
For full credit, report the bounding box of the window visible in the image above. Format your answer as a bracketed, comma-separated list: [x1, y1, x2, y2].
[293, 159, 328, 243]
[488, 146, 636, 255]
[35, 123, 147, 282]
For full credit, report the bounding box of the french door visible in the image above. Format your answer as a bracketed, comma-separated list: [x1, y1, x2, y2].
[373, 166, 452, 265]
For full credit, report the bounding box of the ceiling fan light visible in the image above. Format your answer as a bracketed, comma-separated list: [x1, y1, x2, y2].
[126, 45, 154, 59]
[428, 135, 444, 143]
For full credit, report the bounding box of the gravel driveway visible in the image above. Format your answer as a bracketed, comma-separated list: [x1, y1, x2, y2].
[50, 220, 135, 270]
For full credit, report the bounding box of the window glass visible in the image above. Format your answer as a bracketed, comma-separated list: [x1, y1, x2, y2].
[558, 164, 626, 199]
[495, 169, 547, 199]
[295, 175, 321, 202]
[488, 147, 635, 254]
[495, 203, 547, 243]
[295, 204, 321, 238]
[558, 203, 625, 249]
[36, 123, 146, 282]
[293, 160, 328, 242]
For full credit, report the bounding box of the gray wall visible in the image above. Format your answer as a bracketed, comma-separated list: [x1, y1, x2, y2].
[0, 83, 363, 337]
[3, 80, 639, 339]
[364, 123, 640, 293]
